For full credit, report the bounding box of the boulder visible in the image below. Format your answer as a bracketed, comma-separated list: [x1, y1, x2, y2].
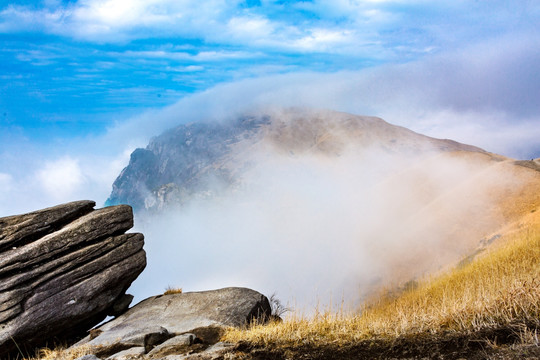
[76, 287, 272, 358]
[0, 201, 146, 358]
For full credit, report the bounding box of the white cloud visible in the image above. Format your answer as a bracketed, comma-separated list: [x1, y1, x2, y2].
[411, 110, 540, 160]
[294, 29, 353, 51]
[167, 65, 204, 72]
[114, 49, 261, 62]
[0, 137, 136, 217]
[37, 157, 85, 201]
[0, 1, 219, 42]
[4, 0, 532, 58]
[227, 15, 275, 39]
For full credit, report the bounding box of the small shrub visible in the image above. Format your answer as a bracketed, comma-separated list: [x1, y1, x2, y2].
[269, 293, 290, 318]
[163, 286, 183, 295]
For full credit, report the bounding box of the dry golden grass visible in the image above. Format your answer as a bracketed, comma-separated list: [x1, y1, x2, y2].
[163, 286, 183, 295]
[23, 345, 95, 360]
[223, 221, 540, 349]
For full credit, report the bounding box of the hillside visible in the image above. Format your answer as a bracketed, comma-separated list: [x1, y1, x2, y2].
[223, 204, 540, 359]
[107, 108, 539, 307]
[218, 156, 540, 358]
[24, 173, 540, 358]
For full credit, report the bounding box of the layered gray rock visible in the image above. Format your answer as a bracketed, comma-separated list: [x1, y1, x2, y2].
[76, 287, 271, 358]
[0, 201, 146, 358]
[0, 200, 95, 252]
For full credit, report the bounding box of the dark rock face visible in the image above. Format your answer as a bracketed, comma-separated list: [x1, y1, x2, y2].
[75, 287, 272, 358]
[0, 201, 146, 358]
[107, 116, 270, 211]
[106, 109, 484, 212]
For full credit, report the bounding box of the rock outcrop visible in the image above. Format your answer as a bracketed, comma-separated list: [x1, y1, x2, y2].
[0, 201, 146, 358]
[74, 287, 272, 359]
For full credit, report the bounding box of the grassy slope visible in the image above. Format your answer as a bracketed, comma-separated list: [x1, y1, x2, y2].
[223, 160, 540, 359]
[224, 230, 539, 358]
[225, 224, 539, 341]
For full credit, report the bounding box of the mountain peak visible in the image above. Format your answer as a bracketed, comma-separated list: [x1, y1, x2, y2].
[106, 109, 485, 212]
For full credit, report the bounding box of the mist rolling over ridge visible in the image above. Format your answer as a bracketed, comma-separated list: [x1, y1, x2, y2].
[2, 2, 540, 357]
[111, 108, 540, 310]
[2, 32, 539, 218]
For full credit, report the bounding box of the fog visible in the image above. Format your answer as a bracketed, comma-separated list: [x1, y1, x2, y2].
[0, 35, 538, 311]
[128, 110, 521, 311]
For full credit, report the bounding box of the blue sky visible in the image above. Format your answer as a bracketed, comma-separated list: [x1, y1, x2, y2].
[1, 0, 540, 215]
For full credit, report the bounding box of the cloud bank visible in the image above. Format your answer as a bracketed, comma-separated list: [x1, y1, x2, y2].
[109, 34, 540, 160]
[1, 31, 538, 217]
[2, 0, 538, 145]
[128, 116, 523, 311]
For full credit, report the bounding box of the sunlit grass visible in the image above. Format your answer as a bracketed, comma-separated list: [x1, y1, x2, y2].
[223, 224, 540, 348]
[23, 345, 95, 360]
[163, 286, 183, 295]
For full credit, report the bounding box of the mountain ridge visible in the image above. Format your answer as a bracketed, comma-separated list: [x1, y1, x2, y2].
[106, 108, 486, 212]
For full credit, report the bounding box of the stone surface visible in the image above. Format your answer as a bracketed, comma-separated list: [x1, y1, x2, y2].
[75, 288, 271, 358]
[0, 201, 146, 358]
[110, 294, 136, 317]
[158, 342, 235, 360]
[200, 342, 236, 358]
[92, 325, 171, 357]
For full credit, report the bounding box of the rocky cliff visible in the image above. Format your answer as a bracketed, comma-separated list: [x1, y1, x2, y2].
[106, 114, 271, 211]
[106, 108, 484, 212]
[0, 201, 146, 357]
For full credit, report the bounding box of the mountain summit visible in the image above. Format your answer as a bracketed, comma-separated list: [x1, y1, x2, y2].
[106, 108, 484, 212]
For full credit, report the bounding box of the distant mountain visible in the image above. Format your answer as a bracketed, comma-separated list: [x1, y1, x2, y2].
[106, 108, 485, 212]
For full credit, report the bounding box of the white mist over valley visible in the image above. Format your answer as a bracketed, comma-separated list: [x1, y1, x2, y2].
[123, 108, 530, 311]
